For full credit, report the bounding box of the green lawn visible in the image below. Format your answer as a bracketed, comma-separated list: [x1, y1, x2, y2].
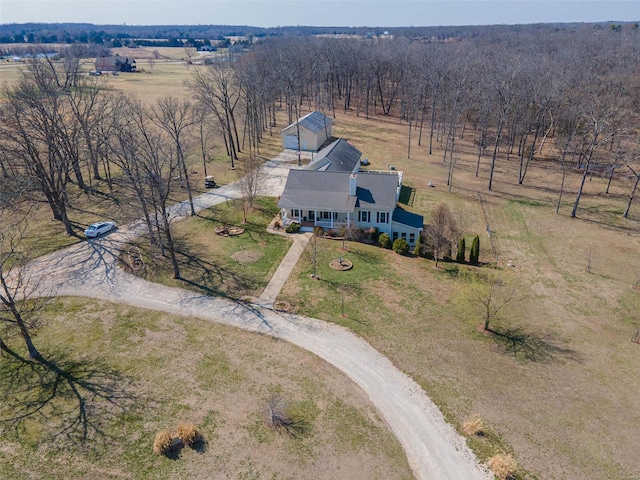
[134, 197, 291, 300]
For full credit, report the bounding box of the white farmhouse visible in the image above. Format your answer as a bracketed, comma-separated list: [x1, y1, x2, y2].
[278, 170, 423, 246]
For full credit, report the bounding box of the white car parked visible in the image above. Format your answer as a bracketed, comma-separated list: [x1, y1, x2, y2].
[84, 221, 117, 238]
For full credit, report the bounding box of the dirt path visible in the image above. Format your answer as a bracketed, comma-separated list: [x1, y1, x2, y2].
[25, 156, 490, 480]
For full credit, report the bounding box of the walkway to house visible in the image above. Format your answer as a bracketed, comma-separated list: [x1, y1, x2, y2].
[257, 223, 312, 308]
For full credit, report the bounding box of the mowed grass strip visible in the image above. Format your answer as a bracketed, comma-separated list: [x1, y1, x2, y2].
[0, 297, 412, 480]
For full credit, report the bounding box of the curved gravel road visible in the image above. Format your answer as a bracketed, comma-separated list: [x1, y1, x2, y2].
[26, 156, 490, 480]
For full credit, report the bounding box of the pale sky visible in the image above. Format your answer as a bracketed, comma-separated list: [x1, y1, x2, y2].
[0, 0, 637, 27]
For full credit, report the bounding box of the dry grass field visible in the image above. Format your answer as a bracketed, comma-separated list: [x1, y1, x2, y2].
[3, 50, 640, 479]
[0, 298, 411, 480]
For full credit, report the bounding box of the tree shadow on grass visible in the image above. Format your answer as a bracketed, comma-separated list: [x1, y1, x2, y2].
[0, 348, 141, 446]
[191, 436, 208, 454]
[175, 248, 258, 297]
[488, 326, 580, 363]
[342, 246, 384, 266]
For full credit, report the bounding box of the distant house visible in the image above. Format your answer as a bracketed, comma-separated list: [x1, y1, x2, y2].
[305, 138, 361, 173]
[278, 169, 423, 246]
[281, 111, 333, 152]
[95, 56, 136, 72]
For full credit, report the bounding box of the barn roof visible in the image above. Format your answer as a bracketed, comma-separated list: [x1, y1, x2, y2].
[305, 138, 362, 173]
[281, 111, 333, 135]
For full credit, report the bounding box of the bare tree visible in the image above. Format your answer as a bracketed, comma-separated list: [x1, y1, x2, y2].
[192, 105, 216, 178]
[0, 201, 138, 442]
[0, 212, 45, 361]
[570, 91, 621, 218]
[467, 273, 520, 332]
[425, 203, 457, 268]
[188, 64, 242, 168]
[236, 154, 265, 223]
[151, 96, 197, 216]
[0, 63, 77, 235]
[623, 164, 640, 218]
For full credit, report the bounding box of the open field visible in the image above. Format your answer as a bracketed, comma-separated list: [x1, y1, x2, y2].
[0, 298, 411, 480]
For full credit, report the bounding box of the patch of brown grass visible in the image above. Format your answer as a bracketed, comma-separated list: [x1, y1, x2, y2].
[152, 430, 173, 456]
[487, 452, 518, 479]
[176, 423, 201, 448]
[462, 414, 486, 437]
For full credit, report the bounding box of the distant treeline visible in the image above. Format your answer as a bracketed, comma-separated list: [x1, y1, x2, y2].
[0, 21, 638, 47]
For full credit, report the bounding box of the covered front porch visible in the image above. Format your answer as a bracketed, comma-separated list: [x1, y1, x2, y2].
[280, 208, 353, 231]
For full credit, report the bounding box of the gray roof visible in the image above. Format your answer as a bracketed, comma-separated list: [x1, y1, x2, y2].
[282, 111, 332, 135]
[392, 208, 424, 229]
[305, 138, 362, 173]
[354, 172, 399, 211]
[278, 170, 399, 212]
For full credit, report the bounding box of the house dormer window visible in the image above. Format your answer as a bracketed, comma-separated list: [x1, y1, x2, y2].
[377, 212, 389, 223]
[359, 211, 370, 222]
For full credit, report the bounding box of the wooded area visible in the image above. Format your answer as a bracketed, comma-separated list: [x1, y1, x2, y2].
[2, 23, 639, 236]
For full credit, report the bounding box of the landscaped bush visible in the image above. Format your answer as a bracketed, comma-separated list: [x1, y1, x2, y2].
[462, 414, 485, 436]
[456, 237, 466, 263]
[313, 225, 324, 236]
[392, 238, 409, 255]
[413, 233, 423, 256]
[470, 235, 480, 264]
[365, 227, 379, 244]
[378, 233, 391, 249]
[443, 242, 452, 261]
[285, 222, 301, 233]
[487, 452, 518, 479]
[153, 430, 173, 456]
[177, 423, 201, 448]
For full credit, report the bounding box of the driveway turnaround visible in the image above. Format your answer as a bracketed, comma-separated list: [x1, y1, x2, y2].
[25, 155, 490, 480]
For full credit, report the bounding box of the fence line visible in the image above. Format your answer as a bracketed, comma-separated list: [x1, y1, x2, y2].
[476, 191, 499, 263]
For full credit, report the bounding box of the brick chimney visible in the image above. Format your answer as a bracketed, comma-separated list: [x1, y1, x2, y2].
[349, 173, 357, 196]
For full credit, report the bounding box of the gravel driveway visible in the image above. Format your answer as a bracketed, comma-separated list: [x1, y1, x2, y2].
[26, 156, 490, 480]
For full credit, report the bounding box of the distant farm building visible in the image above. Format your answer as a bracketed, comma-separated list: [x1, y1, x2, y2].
[95, 56, 136, 72]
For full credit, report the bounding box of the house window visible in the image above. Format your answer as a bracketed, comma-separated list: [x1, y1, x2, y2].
[409, 233, 415, 244]
[333, 212, 338, 220]
[359, 211, 370, 222]
[393, 232, 399, 241]
[292, 209, 300, 218]
[308, 211, 315, 221]
[321, 211, 332, 220]
[377, 212, 389, 223]
[401, 232, 407, 240]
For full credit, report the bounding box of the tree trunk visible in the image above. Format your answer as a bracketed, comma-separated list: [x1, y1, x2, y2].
[623, 167, 640, 218]
[571, 167, 590, 218]
[488, 116, 505, 191]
